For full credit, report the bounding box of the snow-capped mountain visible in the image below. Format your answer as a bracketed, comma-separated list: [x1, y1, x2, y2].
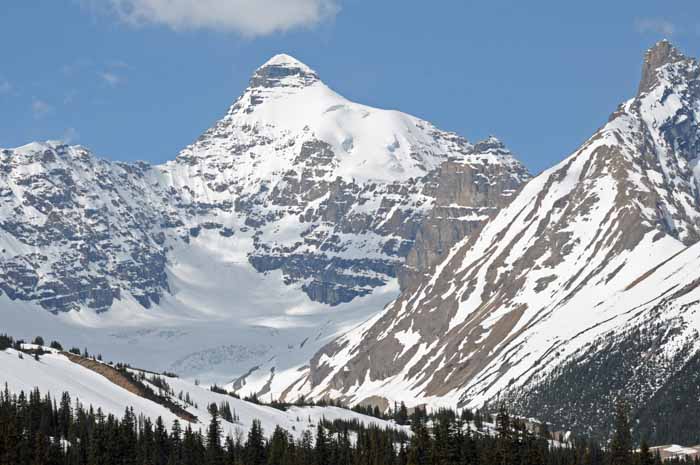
[299, 41, 700, 430]
[0, 55, 528, 390]
[162, 53, 529, 305]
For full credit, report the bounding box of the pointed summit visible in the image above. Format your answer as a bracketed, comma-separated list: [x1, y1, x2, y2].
[638, 40, 687, 95]
[260, 53, 314, 71]
[473, 135, 508, 153]
[249, 53, 319, 89]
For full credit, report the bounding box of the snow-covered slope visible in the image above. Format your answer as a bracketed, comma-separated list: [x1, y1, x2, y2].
[0, 346, 407, 440]
[301, 41, 700, 414]
[158, 53, 528, 305]
[0, 54, 528, 392]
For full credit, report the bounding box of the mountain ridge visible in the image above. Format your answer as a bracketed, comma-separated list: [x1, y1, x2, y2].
[295, 41, 700, 426]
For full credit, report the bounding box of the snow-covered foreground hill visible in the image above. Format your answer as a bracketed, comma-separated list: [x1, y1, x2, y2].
[0, 346, 408, 440]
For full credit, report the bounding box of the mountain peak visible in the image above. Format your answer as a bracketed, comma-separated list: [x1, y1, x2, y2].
[473, 135, 506, 152]
[260, 53, 312, 69]
[249, 53, 319, 89]
[638, 40, 687, 95]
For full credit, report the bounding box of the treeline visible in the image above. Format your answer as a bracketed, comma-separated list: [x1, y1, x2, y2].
[506, 324, 700, 445]
[2, 384, 698, 465]
[0, 334, 102, 361]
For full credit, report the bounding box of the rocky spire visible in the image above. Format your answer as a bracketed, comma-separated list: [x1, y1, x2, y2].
[472, 136, 509, 154]
[638, 40, 686, 95]
[248, 53, 319, 89]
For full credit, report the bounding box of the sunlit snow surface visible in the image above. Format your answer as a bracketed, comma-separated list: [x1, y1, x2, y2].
[0, 347, 409, 440]
[0, 230, 399, 395]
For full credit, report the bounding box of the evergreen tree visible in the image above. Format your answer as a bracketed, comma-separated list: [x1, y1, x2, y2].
[495, 403, 514, 465]
[298, 430, 314, 465]
[154, 416, 169, 465]
[610, 399, 633, 465]
[395, 401, 409, 426]
[206, 409, 222, 465]
[638, 438, 653, 465]
[169, 419, 182, 465]
[268, 426, 289, 465]
[0, 382, 686, 465]
[245, 419, 266, 465]
[474, 409, 484, 431]
[407, 407, 430, 465]
[314, 423, 329, 465]
[49, 341, 63, 351]
[0, 334, 13, 350]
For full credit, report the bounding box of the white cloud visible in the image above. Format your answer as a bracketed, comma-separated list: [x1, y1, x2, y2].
[634, 18, 676, 36]
[32, 99, 53, 118]
[99, 71, 122, 86]
[94, 0, 338, 36]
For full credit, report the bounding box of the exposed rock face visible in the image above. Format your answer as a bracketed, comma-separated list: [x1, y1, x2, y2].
[0, 144, 177, 312]
[638, 39, 687, 95]
[297, 41, 700, 416]
[0, 54, 529, 314]
[399, 137, 528, 289]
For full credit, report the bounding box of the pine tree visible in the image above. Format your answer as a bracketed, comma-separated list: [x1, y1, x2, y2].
[408, 407, 430, 465]
[396, 402, 409, 426]
[639, 438, 653, 465]
[298, 430, 314, 465]
[154, 416, 168, 465]
[206, 409, 222, 465]
[495, 404, 513, 465]
[49, 341, 63, 351]
[315, 423, 329, 465]
[224, 435, 238, 465]
[0, 334, 13, 350]
[268, 426, 289, 465]
[474, 409, 483, 431]
[610, 399, 633, 465]
[169, 419, 182, 465]
[245, 419, 266, 465]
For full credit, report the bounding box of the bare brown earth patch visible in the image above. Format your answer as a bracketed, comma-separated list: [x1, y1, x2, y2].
[64, 353, 147, 397]
[624, 247, 689, 291]
[63, 353, 197, 422]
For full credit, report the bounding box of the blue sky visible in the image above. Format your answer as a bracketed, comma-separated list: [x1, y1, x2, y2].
[1, 0, 699, 173]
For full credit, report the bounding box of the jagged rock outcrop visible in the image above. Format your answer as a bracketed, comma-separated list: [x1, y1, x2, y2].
[0, 144, 178, 312]
[399, 137, 527, 289]
[297, 41, 700, 419]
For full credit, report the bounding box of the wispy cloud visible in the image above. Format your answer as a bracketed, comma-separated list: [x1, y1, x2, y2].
[634, 18, 676, 36]
[61, 127, 79, 143]
[32, 99, 53, 118]
[99, 71, 122, 87]
[86, 0, 339, 37]
[63, 90, 78, 105]
[0, 79, 12, 95]
[107, 60, 129, 69]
